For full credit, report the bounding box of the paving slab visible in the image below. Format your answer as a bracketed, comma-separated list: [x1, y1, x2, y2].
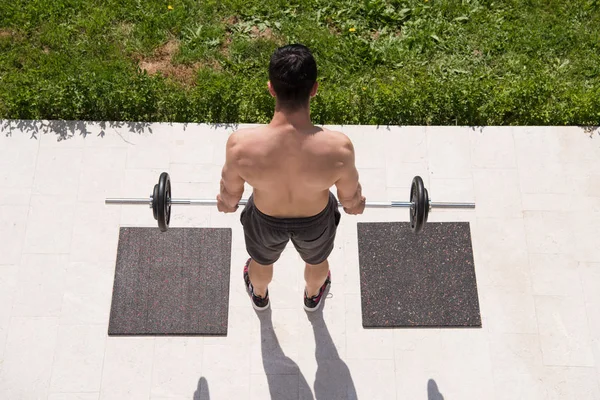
[23, 195, 76, 254]
[0, 317, 59, 400]
[0, 265, 18, 360]
[12, 254, 68, 317]
[469, 126, 517, 169]
[99, 337, 154, 400]
[60, 261, 114, 325]
[0, 205, 29, 265]
[151, 337, 204, 398]
[427, 126, 472, 179]
[535, 294, 595, 367]
[0, 124, 38, 205]
[49, 324, 106, 393]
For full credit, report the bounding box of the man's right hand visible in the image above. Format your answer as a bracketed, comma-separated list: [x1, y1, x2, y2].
[216, 194, 239, 213]
[343, 195, 366, 215]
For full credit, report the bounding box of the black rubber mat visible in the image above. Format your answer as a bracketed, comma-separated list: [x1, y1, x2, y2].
[108, 227, 231, 336]
[357, 222, 481, 328]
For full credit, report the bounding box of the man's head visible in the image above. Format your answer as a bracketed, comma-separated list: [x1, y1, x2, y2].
[268, 44, 318, 110]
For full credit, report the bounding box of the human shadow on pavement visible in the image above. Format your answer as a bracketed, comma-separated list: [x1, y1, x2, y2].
[193, 376, 210, 400]
[306, 307, 358, 400]
[427, 379, 444, 400]
[257, 308, 314, 400]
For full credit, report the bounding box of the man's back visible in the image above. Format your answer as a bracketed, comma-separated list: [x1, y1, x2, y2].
[229, 124, 351, 217]
[217, 43, 365, 311]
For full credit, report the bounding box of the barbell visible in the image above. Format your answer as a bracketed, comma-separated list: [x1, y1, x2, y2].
[105, 172, 475, 233]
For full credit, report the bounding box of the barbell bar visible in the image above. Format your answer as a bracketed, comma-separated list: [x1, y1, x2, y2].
[105, 172, 475, 233]
[105, 198, 475, 208]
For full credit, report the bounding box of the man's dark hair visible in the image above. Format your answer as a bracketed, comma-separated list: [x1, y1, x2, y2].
[268, 44, 317, 109]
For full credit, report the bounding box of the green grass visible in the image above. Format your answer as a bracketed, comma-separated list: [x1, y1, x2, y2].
[1, 0, 599, 125]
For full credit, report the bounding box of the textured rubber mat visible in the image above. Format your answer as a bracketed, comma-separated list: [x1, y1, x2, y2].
[108, 227, 231, 336]
[357, 222, 481, 328]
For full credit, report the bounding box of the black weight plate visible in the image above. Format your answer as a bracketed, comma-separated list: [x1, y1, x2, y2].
[410, 176, 426, 234]
[152, 184, 159, 221]
[423, 188, 430, 224]
[410, 185, 416, 230]
[157, 172, 171, 232]
[165, 177, 171, 227]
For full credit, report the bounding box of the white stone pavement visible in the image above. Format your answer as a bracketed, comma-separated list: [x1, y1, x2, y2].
[0, 120, 599, 400]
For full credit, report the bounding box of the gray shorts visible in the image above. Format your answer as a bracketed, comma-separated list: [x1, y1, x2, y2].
[240, 192, 341, 265]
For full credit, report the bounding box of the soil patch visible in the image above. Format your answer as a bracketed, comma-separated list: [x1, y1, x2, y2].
[139, 40, 198, 86]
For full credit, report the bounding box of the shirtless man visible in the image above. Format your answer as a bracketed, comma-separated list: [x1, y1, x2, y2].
[216, 44, 366, 312]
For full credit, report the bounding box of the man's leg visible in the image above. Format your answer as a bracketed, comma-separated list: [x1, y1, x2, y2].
[305, 259, 330, 297]
[248, 259, 273, 298]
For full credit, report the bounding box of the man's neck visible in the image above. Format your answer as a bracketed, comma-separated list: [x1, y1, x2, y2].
[269, 103, 313, 130]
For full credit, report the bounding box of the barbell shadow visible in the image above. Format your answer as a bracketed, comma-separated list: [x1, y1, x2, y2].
[306, 304, 358, 400]
[257, 308, 314, 400]
[427, 379, 444, 400]
[193, 376, 210, 400]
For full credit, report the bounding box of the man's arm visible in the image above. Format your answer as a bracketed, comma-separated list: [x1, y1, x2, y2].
[334, 138, 366, 215]
[217, 133, 246, 213]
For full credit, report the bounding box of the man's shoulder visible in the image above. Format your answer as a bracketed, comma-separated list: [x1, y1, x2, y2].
[226, 126, 269, 160]
[319, 126, 346, 139]
[317, 127, 353, 154]
[227, 126, 261, 148]
[229, 126, 261, 140]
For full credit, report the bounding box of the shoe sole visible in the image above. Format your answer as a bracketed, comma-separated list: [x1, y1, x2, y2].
[248, 289, 269, 311]
[251, 300, 270, 311]
[303, 301, 321, 312]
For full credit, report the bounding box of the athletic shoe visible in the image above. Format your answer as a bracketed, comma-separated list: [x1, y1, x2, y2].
[304, 271, 331, 312]
[243, 258, 270, 311]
